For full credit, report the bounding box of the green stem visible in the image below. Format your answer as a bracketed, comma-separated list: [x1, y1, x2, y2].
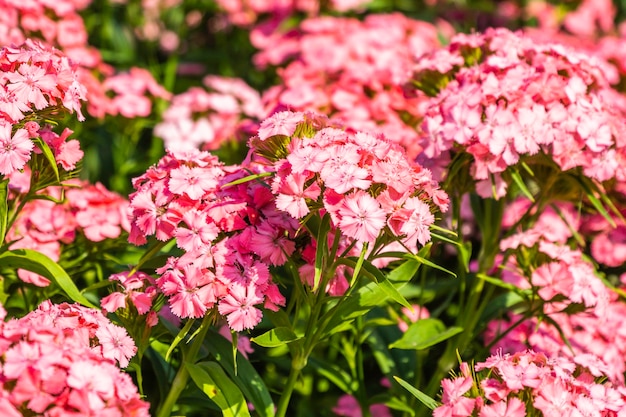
[275, 354, 305, 417]
[129, 240, 168, 276]
[355, 316, 371, 417]
[156, 315, 211, 417]
[419, 198, 504, 415]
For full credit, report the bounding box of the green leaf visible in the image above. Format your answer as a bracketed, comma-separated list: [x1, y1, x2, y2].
[393, 376, 440, 410]
[205, 329, 275, 417]
[410, 254, 457, 278]
[33, 137, 60, 182]
[251, 327, 300, 348]
[377, 278, 413, 310]
[573, 174, 615, 227]
[476, 273, 529, 294]
[0, 178, 8, 243]
[186, 361, 251, 417]
[165, 319, 194, 361]
[313, 213, 331, 291]
[308, 356, 355, 393]
[345, 257, 413, 310]
[509, 169, 535, 202]
[319, 282, 388, 338]
[367, 324, 415, 382]
[390, 318, 463, 350]
[0, 249, 95, 308]
[387, 258, 421, 283]
[221, 171, 272, 188]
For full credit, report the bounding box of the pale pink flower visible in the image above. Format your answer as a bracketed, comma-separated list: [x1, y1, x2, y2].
[338, 191, 387, 243]
[5, 63, 56, 110]
[0, 124, 32, 175]
[274, 172, 321, 218]
[168, 165, 218, 200]
[95, 325, 137, 368]
[257, 111, 304, 140]
[479, 398, 525, 417]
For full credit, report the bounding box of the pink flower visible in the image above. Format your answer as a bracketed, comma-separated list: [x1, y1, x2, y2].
[433, 376, 477, 417]
[388, 197, 434, 249]
[95, 325, 137, 368]
[0, 123, 32, 176]
[168, 165, 218, 200]
[218, 284, 264, 331]
[479, 398, 526, 417]
[274, 172, 321, 218]
[338, 191, 387, 243]
[257, 111, 304, 141]
[5, 63, 56, 110]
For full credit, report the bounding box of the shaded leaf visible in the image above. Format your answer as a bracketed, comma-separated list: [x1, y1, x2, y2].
[186, 361, 251, 417]
[205, 328, 275, 417]
[0, 249, 95, 308]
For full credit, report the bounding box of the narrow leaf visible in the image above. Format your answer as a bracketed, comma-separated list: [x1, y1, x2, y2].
[205, 329, 275, 417]
[476, 273, 531, 294]
[393, 376, 440, 410]
[390, 318, 463, 350]
[186, 361, 251, 417]
[510, 169, 535, 202]
[573, 175, 615, 227]
[377, 278, 413, 310]
[0, 249, 95, 307]
[33, 137, 60, 182]
[221, 171, 272, 188]
[308, 357, 355, 393]
[387, 259, 420, 283]
[412, 254, 457, 278]
[251, 327, 299, 348]
[166, 319, 194, 361]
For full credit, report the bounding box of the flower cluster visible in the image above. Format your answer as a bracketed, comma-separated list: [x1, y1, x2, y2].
[435, 350, 626, 417]
[0, 40, 87, 176]
[100, 67, 171, 119]
[408, 27, 626, 196]
[0, 0, 97, 66]
[0, 0, 171, 121]
[215, 0, 372, 27]
[6, 180, 130, 286]
[128, 149, 296, 330]
[481, 199, 626, 383]
[255, 13, 448, 159]
[0, 301, 148, 416]
[154, 75, 262, 152]
[250, 111, 448, 250]
[101, 270, 158, 324]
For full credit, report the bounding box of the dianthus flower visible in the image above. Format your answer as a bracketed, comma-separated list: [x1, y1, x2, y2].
[128, 149, 296, 330]
[5, 180, 130, 286]
[482, 198, 626, 383]
[0, 300, 148, 416]
[214, 0, 369, 27]
[407, 28, 626, 196]
[249, 111, 448, 250]
[255, 14, 448, 159]
[0, 40, 86, 123]
[434, 350, 626, 416]
[155, 75, 263, 153]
